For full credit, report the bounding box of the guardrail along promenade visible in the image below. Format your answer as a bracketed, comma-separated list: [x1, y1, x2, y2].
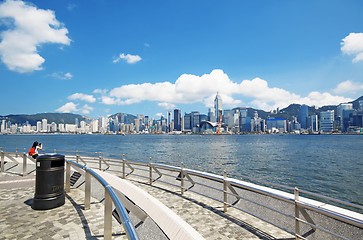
[1, 147, 362, 239]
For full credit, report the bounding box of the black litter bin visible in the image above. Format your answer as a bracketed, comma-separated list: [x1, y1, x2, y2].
[32, 154, 65, 210]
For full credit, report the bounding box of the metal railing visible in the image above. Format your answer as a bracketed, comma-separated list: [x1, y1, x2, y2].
[0, 148, 139, 240]
[1, 147, 363, 240]
[65, 160, 139, 240]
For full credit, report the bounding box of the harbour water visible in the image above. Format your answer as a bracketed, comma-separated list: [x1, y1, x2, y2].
[1, 134, 362, 207]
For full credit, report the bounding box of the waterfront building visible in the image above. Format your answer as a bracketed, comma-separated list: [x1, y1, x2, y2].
[351, 110, 363, 132]
[200, 121, 218, 133]
[342, 109, 354, 132]
[223, 109, 239, 131]
[98, 116, 108, 133]
[51, 122, 57, 132]
[199, 114, 208, 124]
[310, 115, 319, 132]
[42, 119, 47, 132]
[297, 105, 309, 129]
[191, 111, 200, 132]
[91, 119, 99, 133]
[337, 103, 353, 131]
[239, 116, 251, 132]
[251, 112, 265, 132]
[208, 108, 216, 122]
[266, 119, 287, 133]
[1, 119, 6, 133]
[173, 109, 181, 131]
[214, 92, 222, 122]
[167, 110, 172, 133]
[320, 110, 334, 133]
[36, 121, 42, 132]
[65, 124, 76, 132]
[183, 113, 191, 131]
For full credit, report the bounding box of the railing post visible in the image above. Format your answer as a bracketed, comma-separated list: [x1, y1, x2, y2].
[1, 150, 4, 172]
[122, 154, 126, 179]
[85, 171, 91, 210]
[181, 162, 184, 195]
[223, 171, 227, 212]
[54, 149, 56, 154]
[22, 153, 27, 176]
[99, 152, 102, 170]
[16, 148, 18, 158]
[76, 151, 79, 163]
[65, 161, 71, 193]
[104, 189, 112, 240]
[149, 157, 152, 185]
[295, 187, 300, 240]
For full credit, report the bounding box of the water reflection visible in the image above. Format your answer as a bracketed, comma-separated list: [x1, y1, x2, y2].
[0, 134, 362, 205]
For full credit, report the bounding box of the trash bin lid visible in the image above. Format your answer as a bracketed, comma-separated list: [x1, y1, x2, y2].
[36, 154, 65, 161]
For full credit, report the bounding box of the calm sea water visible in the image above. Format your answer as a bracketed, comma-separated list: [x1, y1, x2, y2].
[1, 134, 362, 206]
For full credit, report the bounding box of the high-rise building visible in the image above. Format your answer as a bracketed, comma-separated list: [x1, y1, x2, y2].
[191, 111, 200, 132]
[42, 119, 48, 132]
[208, 108, 216, 122]
[183, 113, 191, 131]
[214, 92, 222, 122]
[297, 105, 308, 129]
[310, 115, 319, 132]
[337, 103, 353, 131]
[320, 110, 334, 133]
[36, 121, 42, 132]
[167, 110, 172, 132]
[266, 119, 287, 133]
[173, 109, 181, 131]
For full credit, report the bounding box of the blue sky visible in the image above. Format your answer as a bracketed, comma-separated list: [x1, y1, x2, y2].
[0, 0, 362, 119]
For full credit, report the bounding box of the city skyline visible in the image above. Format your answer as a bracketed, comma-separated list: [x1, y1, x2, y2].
[0, 0, 363, 119]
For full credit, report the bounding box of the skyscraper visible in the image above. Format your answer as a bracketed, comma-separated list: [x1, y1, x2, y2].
[173, 109, 181, 131]
[297, 105, 308, 129]
[214, 92, 222, 122]
[320, 110, 334, 133]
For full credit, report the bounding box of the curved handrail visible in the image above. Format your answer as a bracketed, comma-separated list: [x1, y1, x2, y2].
[1, 148, 363, 239]
[66, 159, 139, 240]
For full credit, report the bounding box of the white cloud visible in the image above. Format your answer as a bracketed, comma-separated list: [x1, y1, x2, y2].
[56, 102, 78, 113]
[99, 69, 353, 111]
[341, 33, 363, 63]
[81, 104, 93, 114]
[333, 80, 363, 94]
[155, 113, 163, 117]
[0, 0, 71, 73]
[93, 89, 108, 94]
[158, 102, 176, 109]
[67, 4, 77, 11]
[55, 102, 93, 114]
[68, 93, 96, 103]
[50, 72, 73, 80]
[113, 53, 142, 64]
[101, 96, 118, 105]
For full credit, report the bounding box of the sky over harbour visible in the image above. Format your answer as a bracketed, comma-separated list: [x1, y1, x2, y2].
[0, 0, 362, 119]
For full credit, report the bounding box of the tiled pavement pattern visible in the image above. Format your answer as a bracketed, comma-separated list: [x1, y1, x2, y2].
[128, 178, 294, 240]
[0, 172, 294, 240]
[0, 173, 125, 240]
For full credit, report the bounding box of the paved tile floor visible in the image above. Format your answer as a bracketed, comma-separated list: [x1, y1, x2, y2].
[0, 172, 294, 240]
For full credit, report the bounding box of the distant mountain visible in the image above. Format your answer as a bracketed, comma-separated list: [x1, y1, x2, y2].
[1, 96, 361, 125]
[109, 113, 137, 124]
[0, 113, 91, 126]
[272, 96, 362, 120]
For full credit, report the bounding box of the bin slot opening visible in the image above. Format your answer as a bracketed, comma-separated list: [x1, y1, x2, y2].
[51, 160, 64, 168]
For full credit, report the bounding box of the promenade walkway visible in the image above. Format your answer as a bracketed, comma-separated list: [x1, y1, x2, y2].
[0, 171, 293, 239]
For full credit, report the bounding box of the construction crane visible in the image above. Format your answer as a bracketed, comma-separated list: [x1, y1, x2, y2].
[216, 114, 222, 135]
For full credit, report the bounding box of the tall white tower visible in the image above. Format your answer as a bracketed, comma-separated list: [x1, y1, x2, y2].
[214, 92, 222, 122]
